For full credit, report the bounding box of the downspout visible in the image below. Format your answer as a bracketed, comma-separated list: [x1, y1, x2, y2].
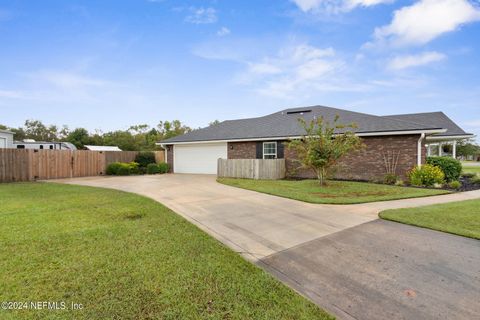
[417, 133, 425, 166]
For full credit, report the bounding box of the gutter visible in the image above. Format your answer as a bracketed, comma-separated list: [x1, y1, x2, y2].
[417, 133, 425, 166]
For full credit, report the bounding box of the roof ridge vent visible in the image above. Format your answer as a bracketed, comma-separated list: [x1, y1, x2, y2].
[286, 109, 312, 115]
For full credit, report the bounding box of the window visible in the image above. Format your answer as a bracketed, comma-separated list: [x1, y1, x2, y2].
[17, 145, 25, 149]
[39, 145, 44, 149]
[49, 145, 54, 150]
[263, 142, 277, 159]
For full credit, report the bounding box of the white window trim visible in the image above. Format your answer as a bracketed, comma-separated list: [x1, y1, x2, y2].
[263, 141, 277, 159]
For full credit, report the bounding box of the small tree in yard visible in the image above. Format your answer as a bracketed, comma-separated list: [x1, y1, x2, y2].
[288, 115, 364, 186]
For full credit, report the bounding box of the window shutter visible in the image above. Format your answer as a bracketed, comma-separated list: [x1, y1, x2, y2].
[256, 142, 263, 159]
[277, 141, 284, 159]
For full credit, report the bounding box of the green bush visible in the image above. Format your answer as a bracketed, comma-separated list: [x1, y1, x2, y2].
[106, 162, 140, 176]
[157, 162, 170, 174]
[106, 162, 121, 175]
[408, 164, 445, 187]
[426, 156, 462, 182]
[462, 172, 476, 178]
[146, 163, 161, 174]
[448, 180, 462, 190]
[383, 174, 398, 185]
[471, 175, 480, 184]
[135, 151, 156, 168]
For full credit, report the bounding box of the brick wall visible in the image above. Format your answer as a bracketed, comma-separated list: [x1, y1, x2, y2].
[166, 145, 174, 173]
[227, 141, 257, 159]
[285, 135, 425, 181]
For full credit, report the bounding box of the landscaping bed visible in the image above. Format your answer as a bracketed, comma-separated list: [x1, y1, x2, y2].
[217, 178, 449, 205]
[380, 199, 480, 240]
[0, 183, 331, 320]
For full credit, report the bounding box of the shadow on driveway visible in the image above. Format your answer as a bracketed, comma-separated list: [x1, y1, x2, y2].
[258, 220, 480, 320]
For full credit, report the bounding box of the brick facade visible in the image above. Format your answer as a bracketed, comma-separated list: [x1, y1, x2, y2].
[228, 141, 257, 159]
[227, 135, 425, 181]
[166, 144, 174, 173]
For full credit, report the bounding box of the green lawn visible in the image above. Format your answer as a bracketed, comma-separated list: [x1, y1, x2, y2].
[462, 165, 480, 174]
[217, 178, 449, 204]
[380, 199, 480, 239]
[0, 183, 331, 320]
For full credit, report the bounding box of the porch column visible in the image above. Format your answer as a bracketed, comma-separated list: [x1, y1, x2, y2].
[438, 142, 442, 156]
[452, 140, 457, 159]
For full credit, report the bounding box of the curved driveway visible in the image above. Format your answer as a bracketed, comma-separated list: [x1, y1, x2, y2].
[55, 174, 480, 320]
[55, 174, 379, 261]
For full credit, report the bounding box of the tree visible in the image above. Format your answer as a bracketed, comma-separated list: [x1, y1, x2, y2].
[209, 120, 220, 126]
[21, 120, 59, 141]
[457, 139, 480, 158]
[287, 116, 364, 185]
[157, 120, 191, 140]
[67, 128, 91, 149]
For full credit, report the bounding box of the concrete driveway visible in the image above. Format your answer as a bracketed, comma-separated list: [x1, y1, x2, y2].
[55, 174, 378, 261]
[55, 174, 480, 319]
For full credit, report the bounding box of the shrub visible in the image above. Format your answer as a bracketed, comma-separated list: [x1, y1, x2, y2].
[135, 151, 156, 168]
[395, 179, 404, 186]
[448, 180, 462, 190]
[106, 162, 122, 175]
[146, 163, 161, 174]
[408, 164, 445, 187]
[471, 175, 480, 184]
[461, 172, 476, 178]
[157, 162, 170, 174]
[426, 156, 462, 182]
[106, 162, 140, 176]
[383, 174, 398, 185]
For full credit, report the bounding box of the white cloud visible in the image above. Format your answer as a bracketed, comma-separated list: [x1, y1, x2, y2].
[291, 0, 393, 13]
[0, 90, 27, 99]
[216, 27, 230, 36]
[27, 71, 109, 89]
[387, 51, 447, 70]
[238, 44, 344, 98]
[185, 7, 217, 24]
[373, 0, 480, 46]
[465, 119, 480, 127]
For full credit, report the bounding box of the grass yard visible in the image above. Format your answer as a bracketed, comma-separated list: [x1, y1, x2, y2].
[462, 165, 480, 175]
[0, 183, 331, 320]
[380, 199, 480, 239]
[217, 178, 449, 204]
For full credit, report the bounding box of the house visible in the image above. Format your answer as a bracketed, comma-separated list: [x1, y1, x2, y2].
[84, 145, 122, 152]
[384, 112, 473, 158]
[0, 129, 14, 148]
[158, 106, 474, 180]
[13, 139, 77, 150]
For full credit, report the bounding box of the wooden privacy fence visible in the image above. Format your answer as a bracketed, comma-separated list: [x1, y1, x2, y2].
[0, 149, 165, 182]
[217, 158, 286, 180]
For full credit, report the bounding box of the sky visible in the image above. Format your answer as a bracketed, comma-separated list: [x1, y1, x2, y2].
[0, 0, 479, 140]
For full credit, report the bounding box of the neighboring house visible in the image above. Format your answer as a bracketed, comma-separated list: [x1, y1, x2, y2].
[0, 129, 14, 149]
[158, 106, 474, 180]
[13, 139, 77, 150]
[85, 145, 122, 151]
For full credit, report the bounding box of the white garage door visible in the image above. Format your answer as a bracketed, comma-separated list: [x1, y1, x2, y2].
[174, 143, 227, 174]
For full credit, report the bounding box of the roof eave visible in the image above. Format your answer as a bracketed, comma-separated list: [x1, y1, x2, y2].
[156, 128, 447, 145]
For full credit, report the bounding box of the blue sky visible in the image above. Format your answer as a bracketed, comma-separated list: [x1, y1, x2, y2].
[0, 0, 479, 139]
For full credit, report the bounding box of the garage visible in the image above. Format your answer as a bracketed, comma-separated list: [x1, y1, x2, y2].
[173, 143, 227, 174]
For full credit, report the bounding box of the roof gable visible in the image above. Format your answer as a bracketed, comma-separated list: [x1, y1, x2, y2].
[383, 112, 471, 137]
